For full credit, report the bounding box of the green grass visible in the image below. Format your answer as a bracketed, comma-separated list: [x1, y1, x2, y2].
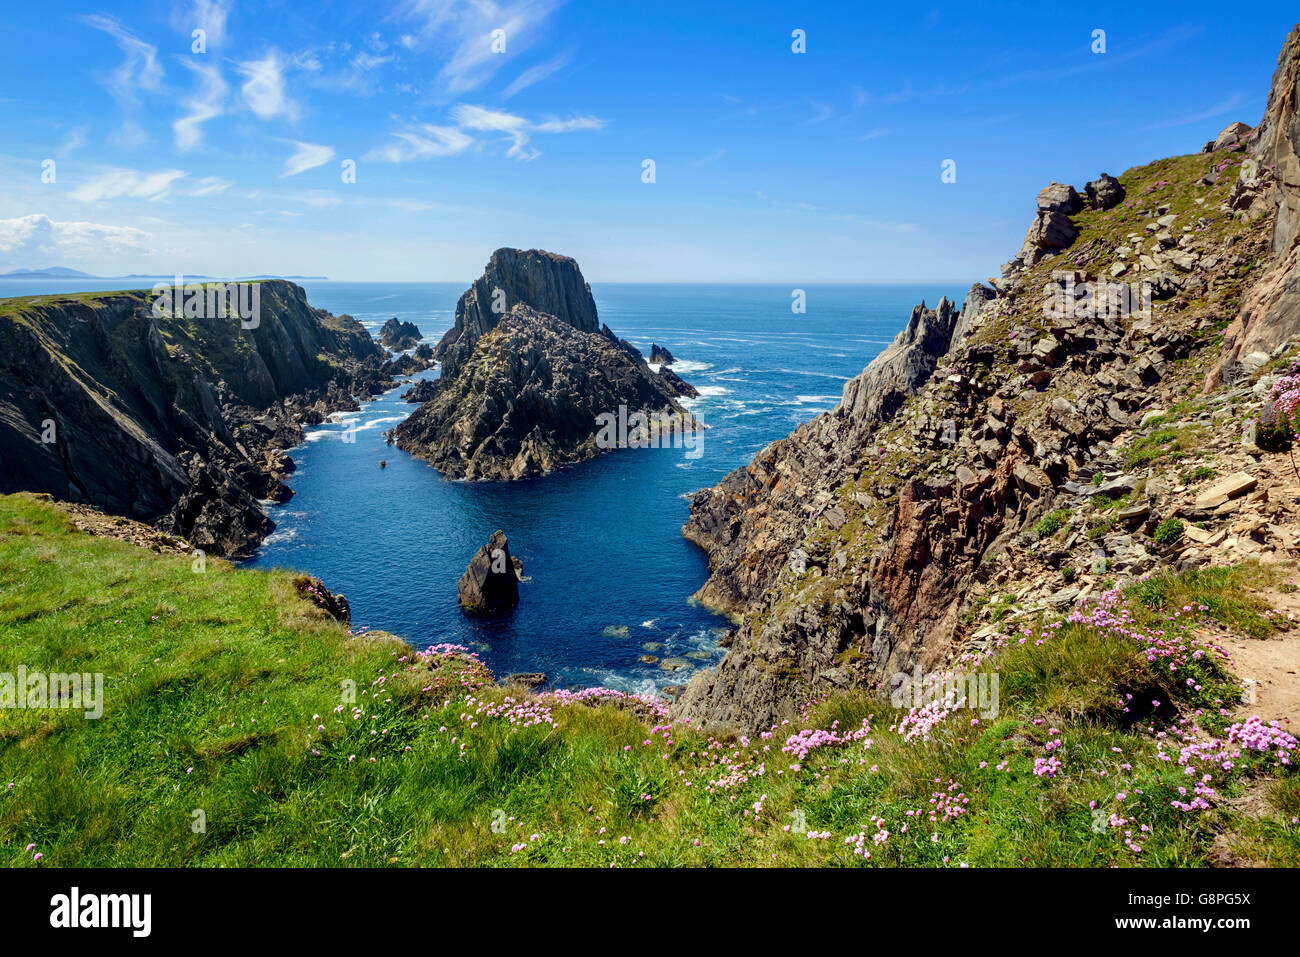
[1123, 425, 1206, 469]
[1034, 509, 1072, 539]
[1153, 517, 1184, 546]
[0, 493, 1295, 868]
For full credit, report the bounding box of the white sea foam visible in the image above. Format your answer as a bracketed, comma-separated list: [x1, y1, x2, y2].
[667, 359, 713, 375]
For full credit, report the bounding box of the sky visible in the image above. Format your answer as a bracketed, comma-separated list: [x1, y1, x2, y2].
[0, 1, 1294, 282]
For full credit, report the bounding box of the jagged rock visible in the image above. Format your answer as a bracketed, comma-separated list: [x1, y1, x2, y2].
[841, 298, 961, 426]
[649, 344, 675, 365]
[669, 27, 1300, 734]
[458, 530, 522, 614]
[952, 283, 996, 345]
[433, 248, 601, 382]
[395, 305, 696, 480]
[1210, 25, 1300, 386]
[379, 318, 422, 351]
[402, 380, 436, 404]
[397, 251, 695, 480]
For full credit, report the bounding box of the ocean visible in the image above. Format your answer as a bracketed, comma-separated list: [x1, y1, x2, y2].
[0, 278, 973, 694]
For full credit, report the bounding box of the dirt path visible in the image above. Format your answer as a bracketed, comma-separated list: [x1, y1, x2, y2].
[1221, 581, 1300, 730]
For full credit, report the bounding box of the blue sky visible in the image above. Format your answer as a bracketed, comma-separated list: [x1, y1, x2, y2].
[0, 1, 1294, 282]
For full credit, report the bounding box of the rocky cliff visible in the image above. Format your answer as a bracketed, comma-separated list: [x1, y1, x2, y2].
[396, 250, 696, 480]
[0, 280, 389, 556]
[1211, 24, 1300, 385]
[673, 25, 1300, 734]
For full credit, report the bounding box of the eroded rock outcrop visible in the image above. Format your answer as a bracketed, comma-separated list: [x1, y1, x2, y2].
[1211, 23, 1300, 386]
[380, 318, 422, 351]
[0, 280, 389, 556]
[396, 250, 695, 479]
[458, 530, 522, 614]
[434, 248, 600, 381]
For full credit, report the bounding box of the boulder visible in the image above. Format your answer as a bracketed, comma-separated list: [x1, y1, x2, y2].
[1201, 121, 1253, 152]
[1084, 173, 1125, 210]
[458, 530, 522, 614]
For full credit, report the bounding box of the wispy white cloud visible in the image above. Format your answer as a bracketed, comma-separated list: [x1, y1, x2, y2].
[451, 104, 535, 159]
[71, 168, 188, 202]
[0, 213, 152, 262]
[1142, 93, 1244, 131]
[502, 51, 571, 99]
[189, 176, 232, 196]
[398, 0, 561, 95]
[56, 126, 89, 157]
[686, 148, 725, 167]
[281, 140, 335, 177]
[173, 59, 227, 150]
[857, 127, 890, 141]
[78, 14, 164, 147]
[369, 104, 603, 163]
[237, 49, 299, 121]
[532, 114, 604, 133]
[364, 124, 474, 162]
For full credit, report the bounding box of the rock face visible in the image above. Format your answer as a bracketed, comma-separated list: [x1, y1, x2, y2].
[396, 250, 695, 480]
[1003, 182, 1085, 275]
[1210, 23, 1300, 386]
[682, 296, 962, 620]
[402, 379, 436, 404]
[650, 344, 675, 365]
[434, 248, 600, 381]
[380, 318, 422, 351]
[672, 28, 1300, 734]
[0, 281, 389, 556]
[458, 530, 521, 614]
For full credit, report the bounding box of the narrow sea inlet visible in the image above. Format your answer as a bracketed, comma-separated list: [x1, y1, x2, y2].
[241, 280, 971, 692]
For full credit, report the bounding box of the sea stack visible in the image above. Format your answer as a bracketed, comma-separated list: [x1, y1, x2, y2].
[394, 248, 697, 480]
[458, 530, 522, 614]
[379, 318, 422, 351]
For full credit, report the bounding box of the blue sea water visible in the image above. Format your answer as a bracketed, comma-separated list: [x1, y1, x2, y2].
[0, 278, 972, 694]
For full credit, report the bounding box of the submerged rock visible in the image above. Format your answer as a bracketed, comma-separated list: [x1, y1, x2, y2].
[458, 530, 522, 614]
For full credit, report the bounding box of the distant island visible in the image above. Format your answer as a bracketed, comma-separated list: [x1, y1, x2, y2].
[1, 267, 329, 281]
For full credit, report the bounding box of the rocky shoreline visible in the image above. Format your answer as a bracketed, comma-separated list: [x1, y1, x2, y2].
[0, 280, 396, 557]
[670, 23, 1300, 734]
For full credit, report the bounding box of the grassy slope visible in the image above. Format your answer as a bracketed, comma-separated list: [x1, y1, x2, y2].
[0, 492, 1296, 867]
